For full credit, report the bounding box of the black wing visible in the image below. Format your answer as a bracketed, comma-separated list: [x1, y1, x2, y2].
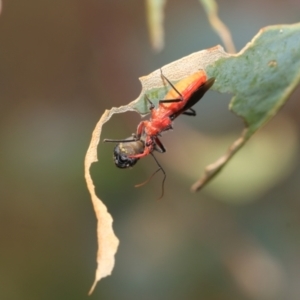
[170, 77, 215, 120]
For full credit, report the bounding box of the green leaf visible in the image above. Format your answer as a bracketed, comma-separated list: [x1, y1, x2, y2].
[207, 24, 300, 136]
[192, 23, 300, 191]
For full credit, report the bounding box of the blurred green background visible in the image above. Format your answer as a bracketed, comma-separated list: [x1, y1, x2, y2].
[1, 1, 300, 299]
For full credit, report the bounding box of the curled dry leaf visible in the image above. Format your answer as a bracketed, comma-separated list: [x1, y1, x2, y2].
[199, 0, 236, 53]
[85, 107, 133, 295]
[190, 129, 247, 191]
[145, 0, 235, 53]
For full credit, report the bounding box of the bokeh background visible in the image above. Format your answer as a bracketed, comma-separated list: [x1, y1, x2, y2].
[1, 1, 300, 299]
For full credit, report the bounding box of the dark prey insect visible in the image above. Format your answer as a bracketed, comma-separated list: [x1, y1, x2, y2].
[104, 69, 215, 199]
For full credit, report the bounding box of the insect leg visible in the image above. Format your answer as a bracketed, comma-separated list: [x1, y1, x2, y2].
[151, 152, 166, 200]
[145, 94, 155, 110]
[160, 68, 184, 101]
[136, 121, 147, 139]
[182, 108, 196, 116]
[159, 98, 182, 104]
[104, 137, 137, 143]
[104, 131, 141, 143]
[153, 136, 166, 153]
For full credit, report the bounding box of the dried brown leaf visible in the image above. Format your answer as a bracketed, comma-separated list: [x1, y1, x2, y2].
[199, 0, 236, 53]
[84, 108, 133, 295]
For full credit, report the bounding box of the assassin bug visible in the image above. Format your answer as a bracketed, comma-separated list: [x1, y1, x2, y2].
[104, 69, 215, 199]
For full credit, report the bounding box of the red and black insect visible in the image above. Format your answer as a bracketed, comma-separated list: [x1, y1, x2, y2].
[104, 69, 215, 198]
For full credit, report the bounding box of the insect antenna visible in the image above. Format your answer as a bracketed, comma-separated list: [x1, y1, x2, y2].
[134, 152, 166, 200]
